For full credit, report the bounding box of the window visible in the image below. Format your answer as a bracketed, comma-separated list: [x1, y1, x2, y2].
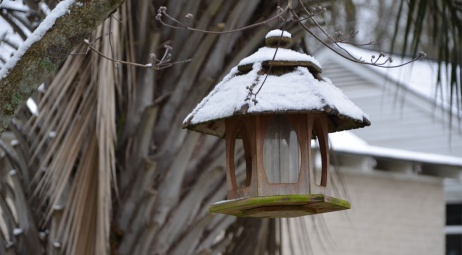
[447, 204, 462, 225]
[446, 203, 462, 255]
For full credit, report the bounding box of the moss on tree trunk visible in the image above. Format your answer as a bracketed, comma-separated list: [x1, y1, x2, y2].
[0, 0, 125, 133]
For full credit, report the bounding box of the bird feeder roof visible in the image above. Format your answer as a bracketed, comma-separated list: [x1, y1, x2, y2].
[183, 30, 370, 137]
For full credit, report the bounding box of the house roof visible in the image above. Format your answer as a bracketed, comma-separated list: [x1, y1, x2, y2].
[317, 126, 462, 180]
[314, 44, 462, 158]
[330, 132, 462, 167]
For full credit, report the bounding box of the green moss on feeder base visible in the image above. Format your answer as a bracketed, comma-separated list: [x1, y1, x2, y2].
[209, 194, 350, 218]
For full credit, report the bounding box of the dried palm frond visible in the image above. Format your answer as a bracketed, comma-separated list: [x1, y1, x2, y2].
[24, 15, 120, 255]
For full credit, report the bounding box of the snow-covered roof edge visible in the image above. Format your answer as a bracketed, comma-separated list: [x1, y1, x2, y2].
[330, 132, 462, 167]
[183, 30, 371, 137]
[183, 62, 370, 137]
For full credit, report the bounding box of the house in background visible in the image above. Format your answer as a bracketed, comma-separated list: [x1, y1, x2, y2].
[281, 45, 462, 255]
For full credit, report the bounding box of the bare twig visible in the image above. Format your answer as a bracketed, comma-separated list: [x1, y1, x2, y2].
[83, 39, 190, 70]
[156, 0, 426, 69]
[155, 4, 289, 34]
[250, 15, 291, 103]
[292, 1, 426, 68]
[297, 2, 373, 47]
[153, 0, 427, 107]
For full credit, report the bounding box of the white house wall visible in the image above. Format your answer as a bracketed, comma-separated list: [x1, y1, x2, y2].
[282, 170, 445, 255]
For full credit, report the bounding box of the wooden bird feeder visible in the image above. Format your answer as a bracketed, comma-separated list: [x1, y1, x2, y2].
[183, 29, 371, 218]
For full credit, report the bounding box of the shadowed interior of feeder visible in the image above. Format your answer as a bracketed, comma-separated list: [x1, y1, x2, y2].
[263, 115, 301, 184]
[233, 129, 252, 188]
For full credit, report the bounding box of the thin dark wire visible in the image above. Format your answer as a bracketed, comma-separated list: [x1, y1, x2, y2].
[253, 10, 291, 100]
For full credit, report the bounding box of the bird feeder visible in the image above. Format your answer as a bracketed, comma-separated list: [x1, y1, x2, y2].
[183, 29, 370, 218]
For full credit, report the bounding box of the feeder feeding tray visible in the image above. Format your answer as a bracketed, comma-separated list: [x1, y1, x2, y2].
[209, 194, 351, 218]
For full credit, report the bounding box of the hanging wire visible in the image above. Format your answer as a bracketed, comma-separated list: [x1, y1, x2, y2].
[251, 10, 292, 102]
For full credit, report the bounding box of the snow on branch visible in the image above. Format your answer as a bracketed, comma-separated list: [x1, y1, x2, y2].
[0, 0, 75, 79]
[0, 0, 125, 134]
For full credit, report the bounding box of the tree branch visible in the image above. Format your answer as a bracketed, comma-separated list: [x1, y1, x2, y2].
[0, 0, 125, 134]
[82, 39, 191, 70]
[290, 8, 426, 68]
[155, 4, 289, 34]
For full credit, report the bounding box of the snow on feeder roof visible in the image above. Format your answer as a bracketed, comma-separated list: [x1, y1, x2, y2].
[183, 30, 370, 137]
